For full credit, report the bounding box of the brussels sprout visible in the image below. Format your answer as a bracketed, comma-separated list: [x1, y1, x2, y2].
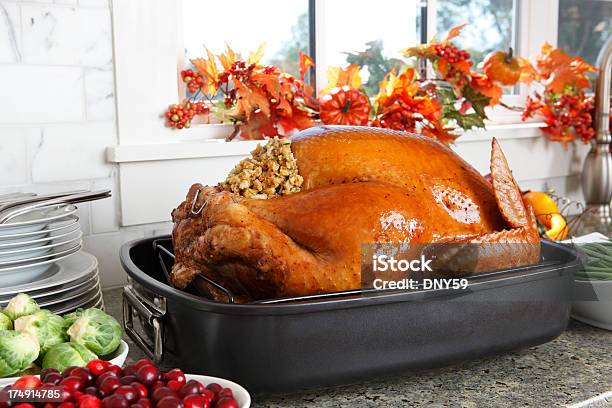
[63, 308, 112, 327]
[0, 312, 11, 330]
[0, 330, 40, 378]
[65, 308, 121, 356]
[41, 342, 97, 372]
[3, 293, 39, 321]
[15, 310, 67, 356]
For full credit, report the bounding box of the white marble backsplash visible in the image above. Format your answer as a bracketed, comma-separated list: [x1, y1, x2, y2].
[0, 0, 149, 288]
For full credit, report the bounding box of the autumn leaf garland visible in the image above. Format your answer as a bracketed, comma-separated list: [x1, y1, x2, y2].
[164, 25, 598, 148]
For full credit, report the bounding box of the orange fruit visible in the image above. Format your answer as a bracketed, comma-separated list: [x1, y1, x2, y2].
[523, 191, 560, 227]
[523, 191, 568, 240]
[545, 213, 568, 241]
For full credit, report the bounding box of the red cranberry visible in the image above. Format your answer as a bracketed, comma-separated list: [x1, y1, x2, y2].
[132, 383, 148, 399]
[43, 373, 63, 385]
[57, 403, 75, 408]
[77, 395, 102, 408]
[205, 383, 222, 395]
[136, 366, 159, 386]
[200, 389, 215, 404]
[120, 376, 137, 385]
[106, 365, 123, 376]
[178, 382, 202, 399]
[162, 369, 185, 385]
[121, 365, 139, 377]
[0, 394, 9, 408]
[86, 360, 108, 377]
[83, 386, 98, 396]
[70, 367, 93, 386]
[58, 385, 74, 402]
[132, 405, 145, 408]
[150, 381, 165, 393]
[134, 359, 155, 369]
[13, 376, 42, 388]
[167, 380, 182, 392]
[102, 394, 128, 408]
[136, 398, 152, 408]
[60, 376, 84, 393]
[98, 377, 121, 397]
[114, 385, 138, 404]
[216, 398, 239, 408]
[182, 395, 210, 408]
[152, 387, 176, 402]
[134, 358, 155, 368]
[95, 372, 118, 388]
[40, 368, 60, 382]
[218, 388, 233, 399]
[156, 396, 182, 408]
[14, 404, 36, 408]
[61, 367, 80, 378]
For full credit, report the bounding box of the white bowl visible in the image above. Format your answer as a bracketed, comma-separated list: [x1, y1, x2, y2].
[106, 339, 129, 367]
[0, 342, 251, 408]
[567, 232, 612, 331]
[0, 340, 129, 386]
[572, 280, 612, 331]
[185, 374, 251, 408]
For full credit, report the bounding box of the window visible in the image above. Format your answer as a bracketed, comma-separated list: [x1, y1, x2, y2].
[182, 0, 526, 96]
[435, 0, 517, 63]
[318, 0, 422, 95]
[558, 0, 612, 66]
[182, 0, 310, 78]
[110, 0, 608, 150]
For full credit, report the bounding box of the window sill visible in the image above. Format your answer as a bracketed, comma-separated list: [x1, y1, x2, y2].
[107, 122, 548, 163]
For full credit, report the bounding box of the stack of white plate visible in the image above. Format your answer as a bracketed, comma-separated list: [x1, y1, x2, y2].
[0, 203, 104, 313]
[0, 252, 103, 313]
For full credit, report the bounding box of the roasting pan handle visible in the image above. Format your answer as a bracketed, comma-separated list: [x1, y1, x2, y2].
[123, 285, 165, 363]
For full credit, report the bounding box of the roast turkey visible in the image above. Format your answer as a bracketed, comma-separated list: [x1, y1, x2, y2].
[170, 126, 540, 302]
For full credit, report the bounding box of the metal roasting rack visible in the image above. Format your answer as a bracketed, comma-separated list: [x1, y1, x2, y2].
[537, 189, 603, 240]
[152, 238, 565, 305]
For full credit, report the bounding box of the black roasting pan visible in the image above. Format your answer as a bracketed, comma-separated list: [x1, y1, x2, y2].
[120, 236, 581, 392]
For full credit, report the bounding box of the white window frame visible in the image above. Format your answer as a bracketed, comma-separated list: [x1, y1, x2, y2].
[110, 0, 562, 148]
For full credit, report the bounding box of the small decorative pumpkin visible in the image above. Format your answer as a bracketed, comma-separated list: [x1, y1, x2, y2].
[481, 47, 521, 86]
[319, 86, 371, 126]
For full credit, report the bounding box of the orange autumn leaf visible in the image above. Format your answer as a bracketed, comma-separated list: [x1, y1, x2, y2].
[535, 43, 596, 92]
[547, 64, 595, 93]
[322, 64, 362, 94]
[518, 57, 537, 84]
[454, 60, 472, 75]
[279, 106, 314, 133]
[248, 43, 265, 65]
[442, 23, 467, 43]
[375, 68, 417, 107]
[233, 79, 271, 120]
[240, 110, 278, 140]
[191, 48, 219, 95]
[401, 43, 436, 59]
[298, 51, 314, 82]
[536, 43, 572, 79]
[470, 73, 503, 106]
[438, 58, 450, 77]
[422, 123, 457, 145]
[251, 71, 283, 100]
[218, 44, 239, 70]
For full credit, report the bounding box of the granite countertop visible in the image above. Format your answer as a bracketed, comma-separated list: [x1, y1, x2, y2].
[103, 288, 612, 408]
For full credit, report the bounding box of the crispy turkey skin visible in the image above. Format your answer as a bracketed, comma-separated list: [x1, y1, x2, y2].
[170, 126, 540, 302]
